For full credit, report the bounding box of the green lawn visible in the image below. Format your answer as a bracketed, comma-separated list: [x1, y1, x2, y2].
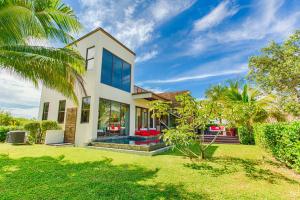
[0, 144, 299, 200]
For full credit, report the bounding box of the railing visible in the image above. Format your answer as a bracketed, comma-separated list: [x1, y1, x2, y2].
[133, 85, 150, 94]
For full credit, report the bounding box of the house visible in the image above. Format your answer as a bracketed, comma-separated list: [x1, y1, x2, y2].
[38, 27, 185, 146]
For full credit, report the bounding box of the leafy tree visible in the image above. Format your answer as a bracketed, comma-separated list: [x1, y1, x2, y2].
[249, 31, 300, 105]
[0, 0, 86, 103]
[0, 110, 14, 126]
[150, 93, 220, 160]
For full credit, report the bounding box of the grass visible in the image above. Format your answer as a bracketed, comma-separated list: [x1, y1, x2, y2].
[0, 144, 299, 200]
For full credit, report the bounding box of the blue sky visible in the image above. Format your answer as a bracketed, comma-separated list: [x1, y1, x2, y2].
[1, 0, 300, 118]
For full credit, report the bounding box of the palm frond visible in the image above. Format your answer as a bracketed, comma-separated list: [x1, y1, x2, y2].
[0, 45, 86, 103]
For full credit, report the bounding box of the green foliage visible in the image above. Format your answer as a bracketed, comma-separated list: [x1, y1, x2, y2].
[41, 120, 61, 142]
[238, 126, 255, 145]
[254, 122, 300, 172]
[249, 31, 300, 110]
[24, 122, 41, 144]
[0, 0, 86, 103]
[206, 81, 285, 129]
[24, 120, 60, 144]
[150, 93, 219, 159]
[0, 125, 21, 142]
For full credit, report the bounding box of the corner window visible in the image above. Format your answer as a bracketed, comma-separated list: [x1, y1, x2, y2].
[57, 100, 66, 123]
[101, 48, 131, 92]
[42, 102, 49, 120]
[81, 97, 91, 123]
[86, 46, 95, 70]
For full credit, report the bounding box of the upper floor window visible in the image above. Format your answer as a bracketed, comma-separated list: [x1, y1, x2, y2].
[81, 97, 91, 123]
[42, 102, 49, 120]
[86, 46, 95, 70]
[57, 100, 66, 123]
[101, 48, 131, 92]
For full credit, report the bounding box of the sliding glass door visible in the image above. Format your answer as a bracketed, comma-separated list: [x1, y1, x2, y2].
[98, 98, 129, 136]
[135, 107, 148, 130]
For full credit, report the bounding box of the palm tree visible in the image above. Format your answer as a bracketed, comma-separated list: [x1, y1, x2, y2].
[0, 0, 86, 103]
[206, 81, 285, 127]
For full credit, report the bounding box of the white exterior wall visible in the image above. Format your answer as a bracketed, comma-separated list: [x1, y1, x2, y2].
[38, 29, 150, 146]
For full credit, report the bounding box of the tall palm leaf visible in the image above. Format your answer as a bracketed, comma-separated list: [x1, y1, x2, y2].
[0, 0, 85, 104]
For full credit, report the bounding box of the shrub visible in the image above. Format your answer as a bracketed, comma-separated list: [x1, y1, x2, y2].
[40, 121, 61, 143]
[254, 121, 300, 172]
[24, 121, 61, 144]
[24, 122, 41, 144]
[238, 126, 255, 145]
[0, 126, 22, 142]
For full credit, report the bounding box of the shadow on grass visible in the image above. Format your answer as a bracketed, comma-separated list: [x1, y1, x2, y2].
[0, 154, 206, 200]
[184, 157, 299, 184]
[163, 145, 218, 159]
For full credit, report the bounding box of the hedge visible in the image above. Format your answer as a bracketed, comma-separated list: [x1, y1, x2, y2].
[254, 121, 300, 172]
[0, 126, 22, 142]
[238, 126, 255, 145]
[24, 120, 61, 144]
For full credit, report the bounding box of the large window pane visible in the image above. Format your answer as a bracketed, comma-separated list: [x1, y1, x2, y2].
[98, 98, 129, 136]
[135, 107, 148, 130]
[110, 101, 121, 134]
[98, 99, 111, 135]
[122, 62, 131, 92]
[112, 57, 122, 89]
[101, 49, 113, 85]
[121, 104, 130, 135]
[101, 48, 131, 92]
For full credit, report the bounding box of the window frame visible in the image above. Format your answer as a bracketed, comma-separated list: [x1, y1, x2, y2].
[85, 46, 95, 70]
[101, 48, 132, 93]
[80, 96, 91, 123]
[42, 102, 49, 120]
[57, 100, 66, 124]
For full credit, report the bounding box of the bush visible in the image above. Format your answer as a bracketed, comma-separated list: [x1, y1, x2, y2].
[254, 121, 300, 172]
[238, 126, 255, 145]
[24, 122, 41, 144]
[41, 121, 61, 143]
[24, 121, 61, 144]
[0, 126, 22, 142]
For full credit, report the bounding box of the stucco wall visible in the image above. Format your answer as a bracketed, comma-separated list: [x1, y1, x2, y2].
[38, 29, 152, 146]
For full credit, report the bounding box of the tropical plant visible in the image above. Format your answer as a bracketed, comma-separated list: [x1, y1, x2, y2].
[0, 0, 86, 103]
[150, 93, 221, 160]
[249, 31, 300, 106]
[206, 81, 285, 144]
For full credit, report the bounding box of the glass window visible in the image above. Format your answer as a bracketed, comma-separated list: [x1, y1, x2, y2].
[101, 48, 131, 92]
[57, 100, 66, 123]
[42, 102, 49, 120]
[101, 49, 113, 85]
[86, 46, 95, 70]
[81, 97, 91, 123]
[135, 107, 148, 130]
[98, 98, 129, 136]
[112, 56, 122, 89]
[122, 62, 131, 92]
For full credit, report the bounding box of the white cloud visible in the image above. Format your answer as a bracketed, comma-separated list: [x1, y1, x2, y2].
[193, 0, 239, 32]
[211, 0, 299, 42]
[141, 67, 247, 84]
[150, 0, 196, 22]
[137, 86, 167, 94]
[79, 0, 195, 50]
[0, 71, 40, 118]
[136, 50, 158, 63]
[182, 0, 300, 57]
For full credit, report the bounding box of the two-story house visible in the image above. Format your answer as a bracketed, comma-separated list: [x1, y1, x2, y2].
[38, 27, 184, 146]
